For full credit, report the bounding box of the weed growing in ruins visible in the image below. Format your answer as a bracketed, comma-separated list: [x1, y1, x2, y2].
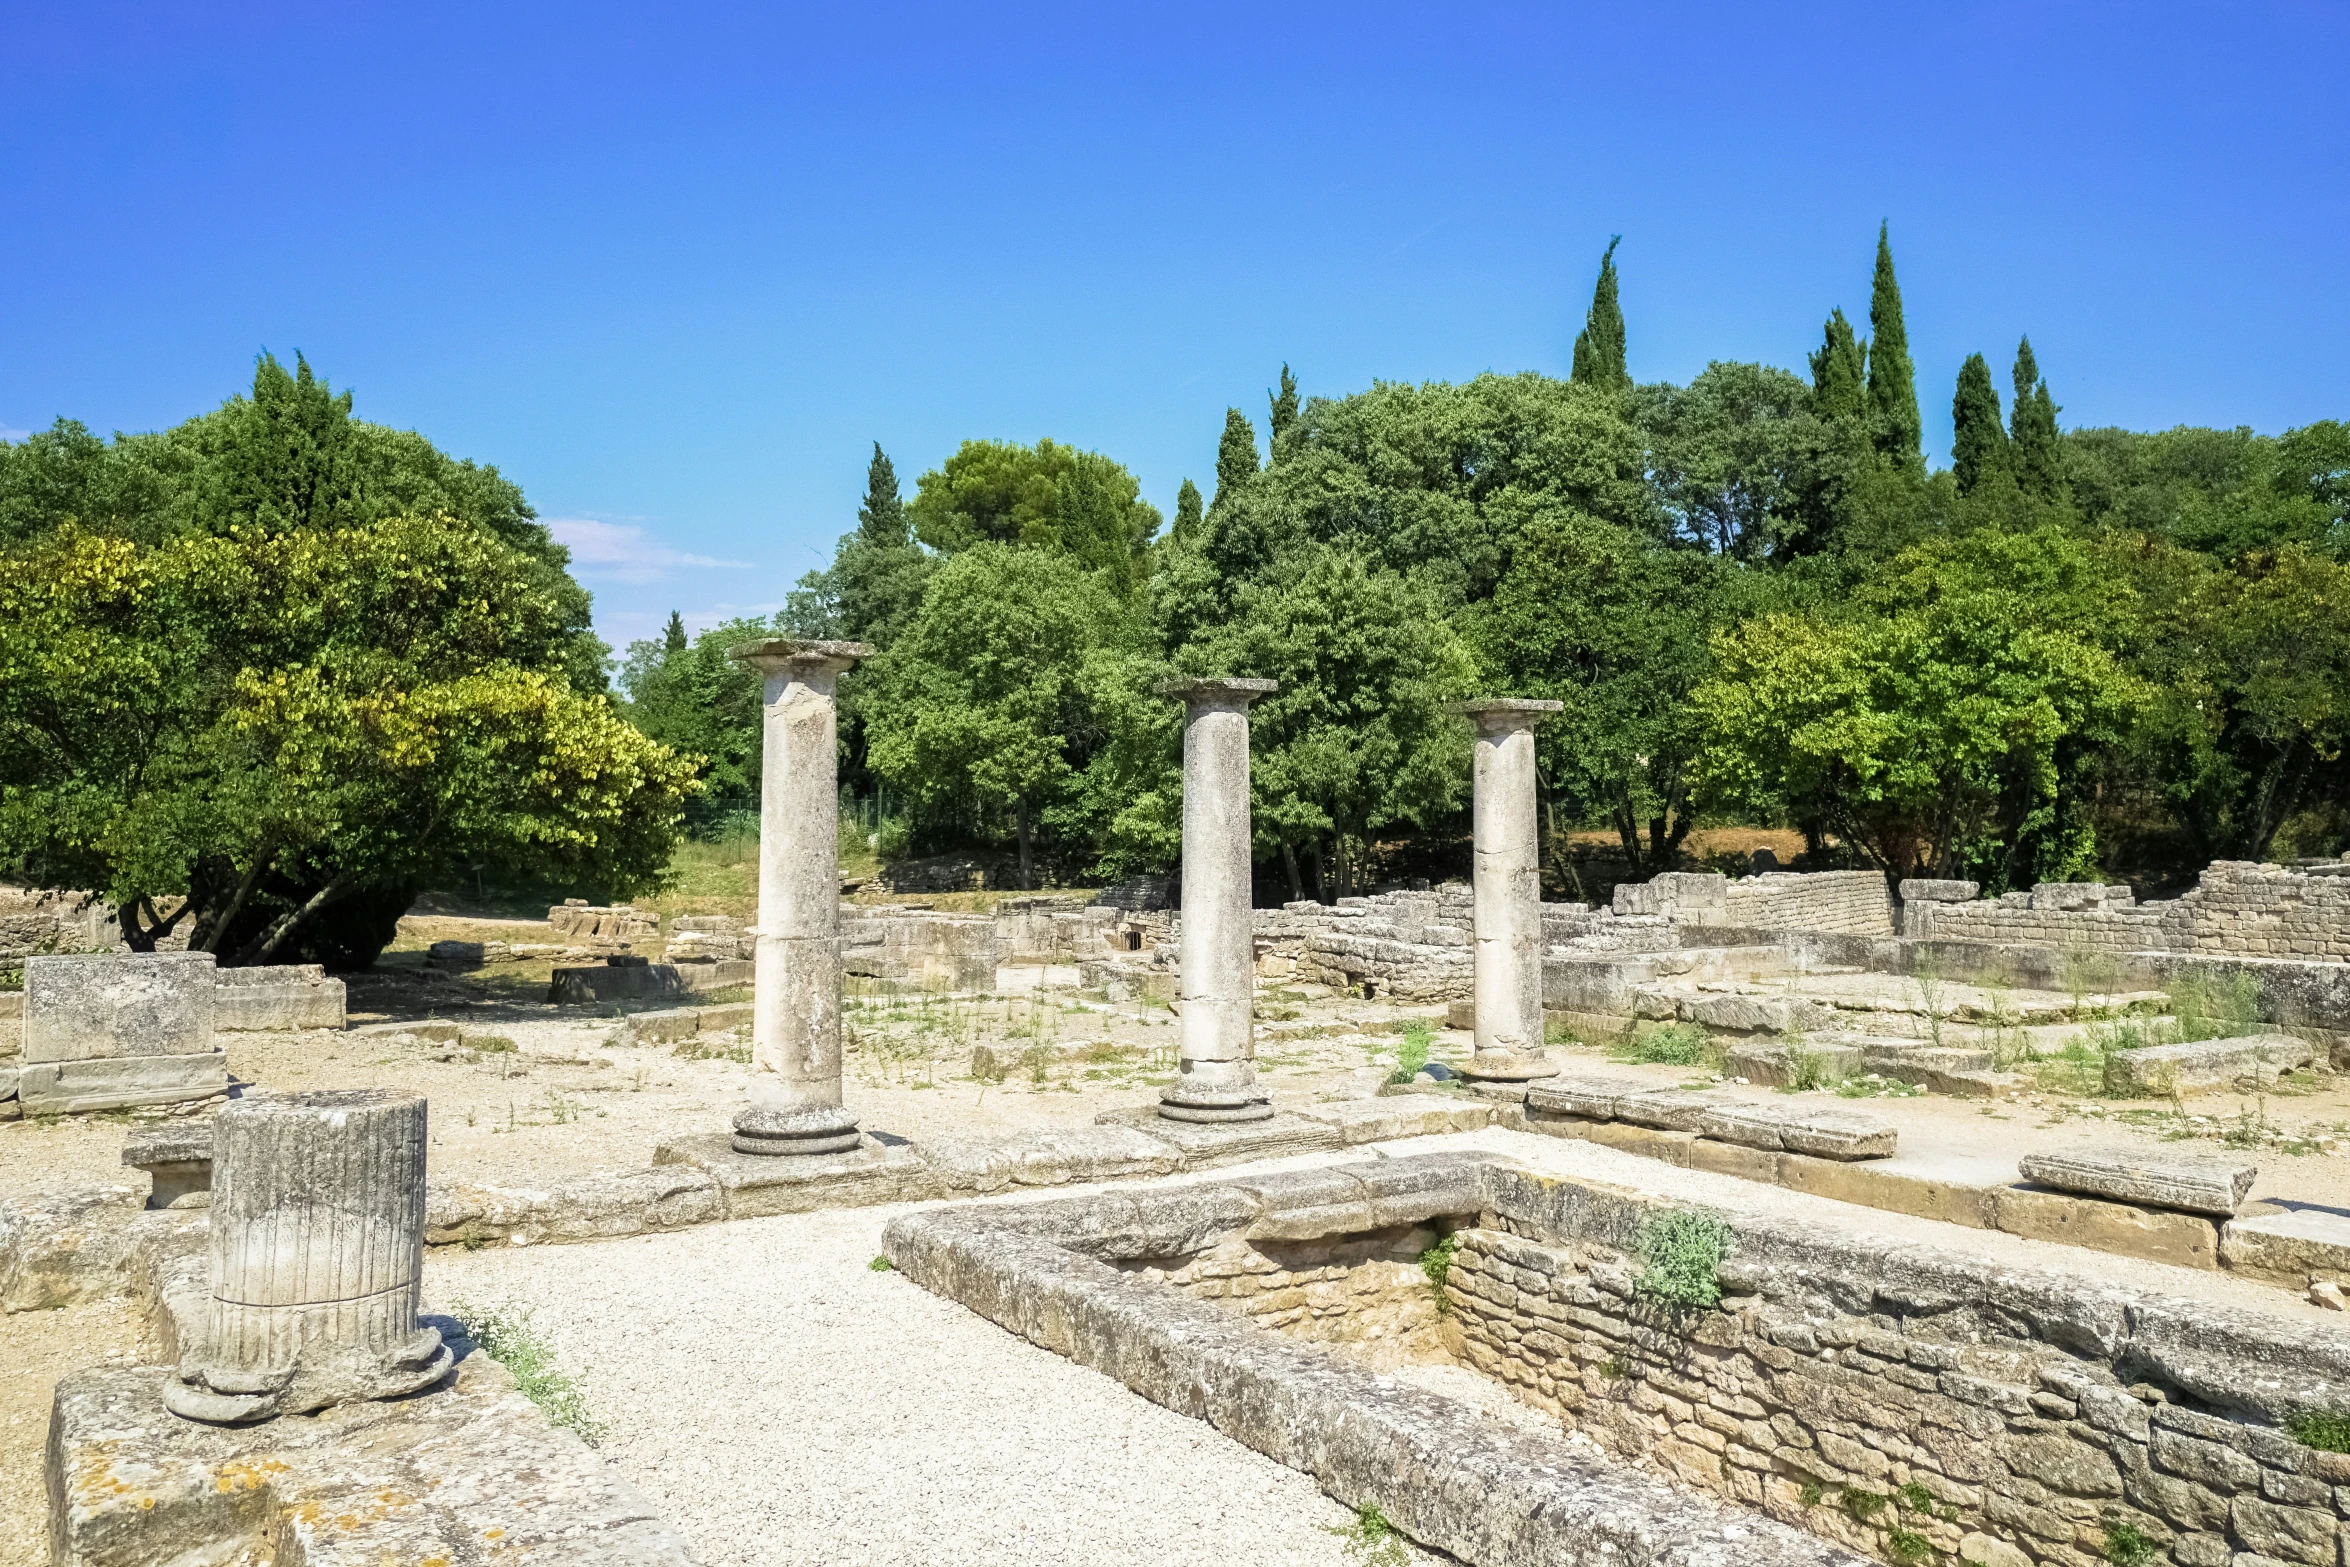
[2168, 970, 2262, 1043]
[1387, 1030, 1431, 1084]
[1633, 1210, 1732, 1310]
[471, 1034, 517, 1054]
[2286, 1407, 2350, 1453]
[1911, 951, 1946, 1048]
[1613, 1024, 1716, 1069]
[1796, 1479, 1824, 1507]
[1895, 1481, 1935, 1514]
[1839, 1488, 1886, 1523]
[2100, 1521, 2159, 1566]
[1328, 1503, 1408, 1567]
[1598, 1355, 1628, 1380]
[1417, 1234, 1458, 1316]
[1782, 1030, 1841, 1092]
[1883, 1527, 1931, 1564]
[2223, 1098, 2271, 1150]
[868, 1254, 895, 1272]
[452, 1302, 608, 1446]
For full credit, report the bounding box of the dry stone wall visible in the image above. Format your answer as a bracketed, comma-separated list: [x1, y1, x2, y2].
[1727, 872, 1897, 936]
[1910, 863, 2350, 963]
[1119, 1224, 1449, 1363]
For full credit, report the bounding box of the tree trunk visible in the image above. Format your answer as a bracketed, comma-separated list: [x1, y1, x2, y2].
[1013, 800, 1033, 891]
[235, 870, 358, 967]
[1281, 842, 1303, 903]
[1309, 841, 1329, 904]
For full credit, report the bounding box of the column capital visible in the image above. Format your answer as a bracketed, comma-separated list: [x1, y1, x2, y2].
[1157, 676, 1277, 707]
[1456, 697, 1563, 732]
[731, 638, 875, 677]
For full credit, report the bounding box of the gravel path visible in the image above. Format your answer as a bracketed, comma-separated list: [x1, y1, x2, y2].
[425, 1198, 1427, 1567]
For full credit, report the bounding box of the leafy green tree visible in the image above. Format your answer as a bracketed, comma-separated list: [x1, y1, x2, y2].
[1171, 478, 1204, 543]
[663, 611, 688, 655]
[1571, 237, 1630, 392]
[1865, 223, 1923, 470]
[866, 544, 1121, 888]
[1268, 365, 1300, 449]
[2066, 422, 2344, 558]
[905, 438, 1157, 598]
[617, 613, 777, 831]
[1950, 352, 2009, 495]
[1476, 515, 1726, 876]
[2007, 337, 2065, 500]
[1809, 309, 1868, 423]
[0, 519, 693, 964]
[1213, 409, 1260, 514]
[1178, 547, 1474, 899]
[1639, 362, 1838, 559]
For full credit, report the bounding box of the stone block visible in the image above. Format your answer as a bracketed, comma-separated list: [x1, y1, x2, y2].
[1722, 1041, 1864, 1088]
[24, 951, 216, 1063]
[1293, 1096, 1497, 1144]
[426, 939, 486, 966]
[1698, 1104, 1897, 1161]
[17, 1051, 229, 1114]
[348, 1019, 464, 1045]
[626, 1007, 702, 1043]
[213, 964, 345, 1031]
[2017, 1147, 2257, 1216]
[1610, 1087, 1717, 1132]
[650, 1133, 925, 1220]
[1118, 1110, 1342, 1166]
[123, 1121, 214, 1209]
[2102, 1033, 2313, 1097]
[1901, 879, 1981, 903]
[547, 961, 694, 1004]
[695, 1001, 755, 1031]
[2220, 1208, 2350, 1288]
[678, 957, 754, 991]
[0, 1181, 147, 1310]
[1522, 1073, 1630, 1121]
[1991, 1185, 2221, 1269]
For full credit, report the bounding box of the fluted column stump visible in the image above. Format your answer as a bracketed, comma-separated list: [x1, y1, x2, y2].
[731, 638, 872, 1156]
[1458, 699, 1564, 1082]
[1158, 677, 1277, 1122]
[164, 1090, 450, 1424]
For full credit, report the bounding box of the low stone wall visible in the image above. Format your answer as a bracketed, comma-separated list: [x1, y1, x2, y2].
[1459, 1163, 2350, 1567]
[842, 906, 1000, 990]
[1123, 1224, 1450, 1365]
[1726, 872, 1897, 936]
[544, 899, 659, 949]
[1254, 887, 1476, 1000]
[1910, 862, 2350, 963]
[213, 963, 346, 1031]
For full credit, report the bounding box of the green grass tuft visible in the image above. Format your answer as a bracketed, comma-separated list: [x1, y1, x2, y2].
[1612, 1023, 1718, 1069]
[1417, 1234, 1458, 1317]
[453, 1301, 608, 1447]
[2286, 1407, 2350, 1453]
[1884, 1526, 1931, 1564]
[869, 1254, 896, 1272]
[2101, 1520, 2159, 1566]
[1329, 1503, 1409, 1566]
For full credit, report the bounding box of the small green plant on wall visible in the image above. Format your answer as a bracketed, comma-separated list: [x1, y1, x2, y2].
[1633, 1209, 1733, 1309]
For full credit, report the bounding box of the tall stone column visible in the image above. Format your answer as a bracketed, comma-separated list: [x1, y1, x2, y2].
[165, 1090, 451, 1423]
[1159, 677, 1277, 1122]
[1459, 699, 1563, 1082]
[732, 639, 871, 1155]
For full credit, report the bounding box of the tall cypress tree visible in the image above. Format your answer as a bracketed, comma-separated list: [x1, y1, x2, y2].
[1570, 236, 1629, 391]
[1865, 222, 1922, 469]
[1950, 353, 2008, 495]
[1267, 364, 1299, 447]
[662, 610, 688, 654]
[857, 442, 907, 544]
[2008, 336, 2065, 499]
[1809, 308, 1868, 423]
[1212, 408, 1260, 511]
[1172, 478, 1203, 541]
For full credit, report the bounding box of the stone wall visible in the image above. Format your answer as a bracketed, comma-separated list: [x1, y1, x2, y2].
[212, 964, 346, 1031]
[1254, 887, 1475, 1000]
[1451, 1166, 2350, 1567]
[1120, 1225, 1449, 1365]
[1909, 862, 2350, 963]
[1727, 872, 1898, 936]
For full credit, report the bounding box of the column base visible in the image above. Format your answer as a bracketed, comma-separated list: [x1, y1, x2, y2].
[1458, 1050, 1560, 1083]
[1157, 1083, 1275, 1122]
[731, 1105, 862, 1157]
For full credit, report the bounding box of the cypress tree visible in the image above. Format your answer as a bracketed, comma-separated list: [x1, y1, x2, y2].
[2008, 336, 2065, 499]
[1864, 222, 1922, 468]
[1809, 308, 1868, 423]
[1172, 478, 1203, 542]
[1268, 364, 1299, 446]
[1950, 353, 2008, 495]
[1213, 408, 1260, 511]
[1570, 236, 1629, 391]
[856, 442, 907, 544]
[662, 610, 688, 655]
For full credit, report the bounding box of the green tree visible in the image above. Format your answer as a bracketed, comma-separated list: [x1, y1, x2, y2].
[1171, 478, 1204, 543]
[617, 613, 777, 831]
[1865, 223, 1922, 470]
[865, 544, 1120, 888]
[1213, 409, 1260, 513]
[905, 438, 1158, 598]
[1571, 236, 1630, 391]
[0, 520, 693, 965]
[663, 611, 688, 655]
[1639, 362, 1837, 559]
[2008, 337, 2065, 500]
[1268, 365, 1300, 449]
[1809, 309, 1868, 424]
[1476, 515, 1726, 876]
[1951, 352, 2009, 495]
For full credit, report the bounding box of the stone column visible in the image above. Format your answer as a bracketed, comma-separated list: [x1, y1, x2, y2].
[1158, 678, 1277, 1122]
[165, 1090, 451, 1423]
[1459, 699, 1563, 1082]
[732, 638, 872, 1156]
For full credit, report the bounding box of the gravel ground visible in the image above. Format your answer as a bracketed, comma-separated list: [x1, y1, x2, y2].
[0, 1299, 138, 1567]
[425, 1196, 1434, 1567]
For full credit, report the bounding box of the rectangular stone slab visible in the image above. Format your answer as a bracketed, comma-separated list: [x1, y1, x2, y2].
[17, 1051, 228, 1114]
[2102, 1033, 2313, 1098]
[2220, 1208, 2350, 1287]
[23, 952, 215, 1063]
[1521, 1074, 1629, 1121]
[2019, 1147, 2257, 1216]
[1695, 1104, 1897, 1161]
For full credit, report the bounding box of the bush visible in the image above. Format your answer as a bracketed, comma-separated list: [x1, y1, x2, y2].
[1418, 1234, 1458, 1317]
[1613, 1023, 1717, 1069]
[1633, 1209, 1733, 1309]
[2286, 1407, 2350, 1453]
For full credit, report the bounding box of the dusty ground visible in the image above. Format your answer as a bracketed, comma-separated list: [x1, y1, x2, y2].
[0, 1299, 137, 1567]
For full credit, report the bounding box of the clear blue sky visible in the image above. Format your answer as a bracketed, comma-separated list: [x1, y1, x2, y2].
[6, 2, 2343, 652]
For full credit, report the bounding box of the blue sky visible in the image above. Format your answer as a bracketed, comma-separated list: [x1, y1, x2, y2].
[5, 2, 2343, 652]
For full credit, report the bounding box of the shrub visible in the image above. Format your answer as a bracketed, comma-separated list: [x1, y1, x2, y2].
[1387, 1030, 1432, 1085]
[2101, 1521, 2159, 1566]
[1885, 1526, 1931, 1564]
[2286, 1407, 2350, 1453]
[1613, 1023, 1717, 1069]
[1633, 1210, 1733, 1309]
[1418, 1234, 1458, 1317]
[1840, 1488, 1887, 1522]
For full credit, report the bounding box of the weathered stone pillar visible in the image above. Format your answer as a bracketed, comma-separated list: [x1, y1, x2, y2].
[1159, 677, 1277, 1122]
[1459, 699, 1563, 1082]
[165, 1090, 451, 1423]
[732, 638, 872, 1155]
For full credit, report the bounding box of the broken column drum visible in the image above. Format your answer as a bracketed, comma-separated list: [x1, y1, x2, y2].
[733, 638, 873, 1156]
[1460, 699, 1563, 1081]
[164, 1089, 451, 1423]
[1159, 677, 1278, 1122]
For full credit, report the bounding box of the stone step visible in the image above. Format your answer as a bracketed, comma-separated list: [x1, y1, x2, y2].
[2018, 1147, 2258, 1216]
[2102, 1033, 2314, 1097]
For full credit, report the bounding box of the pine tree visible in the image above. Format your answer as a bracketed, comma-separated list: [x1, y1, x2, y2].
[1570, 236, 1629, 391]
[857, 442, 907, 544]
[1213, 408, 1260, 511]
[1950, 353, 2009, 495]
[1268, 365, 1299, 447]
[1808, 308, 1868, 423]
[662, 610, 687, 654]
[1864, 223, 1922, 468]
[2008, 336, 2065, 499]
[1172, 478, 1204, 542]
